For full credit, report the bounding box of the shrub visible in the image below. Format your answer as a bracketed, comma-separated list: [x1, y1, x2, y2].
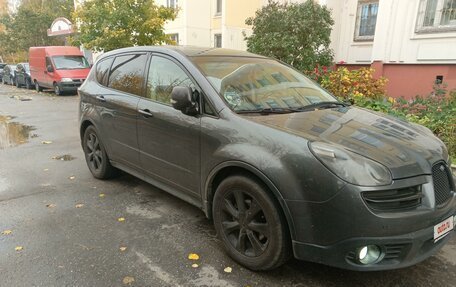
[320, 67, 388, 100]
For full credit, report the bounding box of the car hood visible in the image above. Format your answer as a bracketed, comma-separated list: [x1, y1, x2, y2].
[55, 68, 90, 79]
[243, 106, 448, 179]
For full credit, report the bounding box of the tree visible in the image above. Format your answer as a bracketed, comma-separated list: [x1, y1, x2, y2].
[72, 0, 177, 52]
[245, 0, 334, 73]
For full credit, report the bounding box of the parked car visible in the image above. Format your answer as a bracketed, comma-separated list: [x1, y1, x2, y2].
[0, 63, 6, 81]
[29, 46, 91, 95]
[2, 64, 16, 85]
[15, 63, 33, 89]
[78, 46, 455, 271]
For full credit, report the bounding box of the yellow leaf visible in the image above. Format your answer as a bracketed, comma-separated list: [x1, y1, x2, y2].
[99, 193, 105, 198]
[191, 263, 199, 268]
[118, 217, 125, 222]
[1, 230, 12, 235]
[188, 253, 199, 260]
[69, 176, 75, 180]
[75, 204, 84, 208]
[41, 141, 52, 144]
[46, 203, 56, 208]
[223, 267, 232, 273]
[15, 246, 23, 251]
[43, 168, 49, 171]
[122, 276, 135, 285]
[120, 246, 127, 252]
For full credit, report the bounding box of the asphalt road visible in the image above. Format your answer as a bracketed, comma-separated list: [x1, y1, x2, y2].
[0, 83, 455, 287]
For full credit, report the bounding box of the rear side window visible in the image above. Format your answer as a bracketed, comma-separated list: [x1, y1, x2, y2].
[96, 58, 113, 86]
[108, 54, 148, 96]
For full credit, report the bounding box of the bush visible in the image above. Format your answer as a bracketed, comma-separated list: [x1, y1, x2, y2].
[320, 67, 388, 100]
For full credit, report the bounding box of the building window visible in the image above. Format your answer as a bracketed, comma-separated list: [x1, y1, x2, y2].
[167, 0, 178, 8]
[214, 34, 222, 48]
[168, 33, 179, 45]
[417, 0, 456, 33]
[216, 0, 222, 15]
[354, 1, 379, 41]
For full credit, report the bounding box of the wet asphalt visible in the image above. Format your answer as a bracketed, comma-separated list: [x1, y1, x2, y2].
[0, 83, 455, 287]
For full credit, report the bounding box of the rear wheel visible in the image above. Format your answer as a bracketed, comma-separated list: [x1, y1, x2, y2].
[15, 78, 20, 88]
[212, 175, 291, 271]
[25, 79, 31, 89]
[83, 125, 118, 179]
[35, 81, 42, 92]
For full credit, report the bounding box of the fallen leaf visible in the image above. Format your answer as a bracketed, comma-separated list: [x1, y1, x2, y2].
[118, 217, 125, 222]
[43, 168, 49, 171]
[41, 141, 52, 144]
[122, 276, 135, 285]
[15, 246, 23, 251]
[75, 204, 84, 208]
[191, 263, 199, 268]
[99, 193, 105, 198]
[119, 246, 127, 252]
[46, 203, 56, 208]
[223, 267, 232, 273]
[188, 253, 199, 260]
[1, 230, 12, 235]
[69, 176, 75, 180]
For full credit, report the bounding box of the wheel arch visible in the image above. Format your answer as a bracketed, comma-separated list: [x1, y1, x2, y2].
[203, 161, 297, 240]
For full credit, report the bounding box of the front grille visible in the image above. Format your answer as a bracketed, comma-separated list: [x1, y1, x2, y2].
[362, 186, 423, 212]
[383, 243, 408, 260]
[432, 161, 454, 206]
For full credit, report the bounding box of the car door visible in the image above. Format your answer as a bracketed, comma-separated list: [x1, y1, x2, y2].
[137, 54, 201, 196]
[95, 53, 149, 170]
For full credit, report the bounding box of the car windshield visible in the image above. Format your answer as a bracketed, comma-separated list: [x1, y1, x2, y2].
[52, 56, 90, 70]
[192, 56, 337, 112]
[23, 63, 30, 72]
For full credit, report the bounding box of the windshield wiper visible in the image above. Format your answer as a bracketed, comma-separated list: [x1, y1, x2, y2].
[236, 107, 300, 115]
[298, 101, 348, 111]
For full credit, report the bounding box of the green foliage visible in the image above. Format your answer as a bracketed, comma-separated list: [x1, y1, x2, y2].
[0, 0, 74, 61]
[72, 0, 177, 52]
[245, 0, 334, 73]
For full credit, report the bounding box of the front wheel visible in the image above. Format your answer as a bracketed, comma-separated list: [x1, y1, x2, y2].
[83, 125, 118, 179]
[212, 175, 291, 271]
[54, 84, 62, 96]
[25, 79, 31, 89]
[15, 79, 20, 88]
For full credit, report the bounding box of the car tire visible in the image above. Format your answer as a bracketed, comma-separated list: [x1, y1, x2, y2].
[83, 125, 118, 179]
[25, 79, 31, 89]
[35, 81, 42, 92]
[15, 79, 20, 88]
[212, 175, 291, 271]
[54, 84, 62, 96]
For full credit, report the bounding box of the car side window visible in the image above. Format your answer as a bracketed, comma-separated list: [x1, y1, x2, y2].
[146, 56, 194, 105]
[108, 54, 148, 96]
[203, 97, 217, 116]
[95, 57, 113, 86]
[45, 57, 52, 68]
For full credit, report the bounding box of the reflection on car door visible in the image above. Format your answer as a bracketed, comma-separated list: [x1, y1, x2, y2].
[97, 53, 149, 169]
[137, 54, 201, 196]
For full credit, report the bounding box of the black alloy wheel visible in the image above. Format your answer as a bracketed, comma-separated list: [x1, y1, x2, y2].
[83, 125, 118, 179]
[213, 175, 291, 270]
[35, 81, 42, 92]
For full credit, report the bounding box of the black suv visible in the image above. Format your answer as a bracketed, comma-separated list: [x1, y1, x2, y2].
[78, 46, 455, 271]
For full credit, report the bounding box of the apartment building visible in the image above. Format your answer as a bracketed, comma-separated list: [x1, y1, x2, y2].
[328, 0, 456, 98]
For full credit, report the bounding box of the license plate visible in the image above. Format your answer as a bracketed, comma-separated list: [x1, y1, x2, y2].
[434, 216, 454, 242]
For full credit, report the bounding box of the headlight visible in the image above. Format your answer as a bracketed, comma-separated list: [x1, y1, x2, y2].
[61, 78, 73, 82]
[309, 142, 392, 186]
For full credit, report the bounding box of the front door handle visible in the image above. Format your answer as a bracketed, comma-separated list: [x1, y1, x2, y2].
[138, 109, 154, 118]
[96, 95, 106, 102]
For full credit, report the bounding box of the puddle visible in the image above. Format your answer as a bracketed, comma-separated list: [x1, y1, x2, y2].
[52, 154, 76, 161]
[0, 115, 35, 149]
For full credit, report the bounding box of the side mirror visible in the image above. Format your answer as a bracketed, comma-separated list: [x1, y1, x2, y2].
[171, 86, 198, 116]
[47, 65, 54, 73]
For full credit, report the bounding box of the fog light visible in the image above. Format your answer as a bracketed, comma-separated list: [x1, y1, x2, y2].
[357, 245, 381, 265]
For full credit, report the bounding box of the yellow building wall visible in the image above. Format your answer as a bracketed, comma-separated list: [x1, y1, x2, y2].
[225, 0, 263, 28]
[211, 17, 221, 30]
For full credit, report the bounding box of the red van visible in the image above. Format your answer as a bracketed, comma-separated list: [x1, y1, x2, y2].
[29, 46, 91, 95]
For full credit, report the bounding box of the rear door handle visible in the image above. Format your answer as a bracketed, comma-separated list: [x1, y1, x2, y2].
[96, 95, 106, 102]
[138, 109, 154, 118]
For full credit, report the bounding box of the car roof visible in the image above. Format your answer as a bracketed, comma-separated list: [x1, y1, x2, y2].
[100, 45, 267, 60]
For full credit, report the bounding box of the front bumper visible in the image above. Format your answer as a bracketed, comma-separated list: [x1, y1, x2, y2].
[287, 172, 456, 271]
[58, 80, 84, 92]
